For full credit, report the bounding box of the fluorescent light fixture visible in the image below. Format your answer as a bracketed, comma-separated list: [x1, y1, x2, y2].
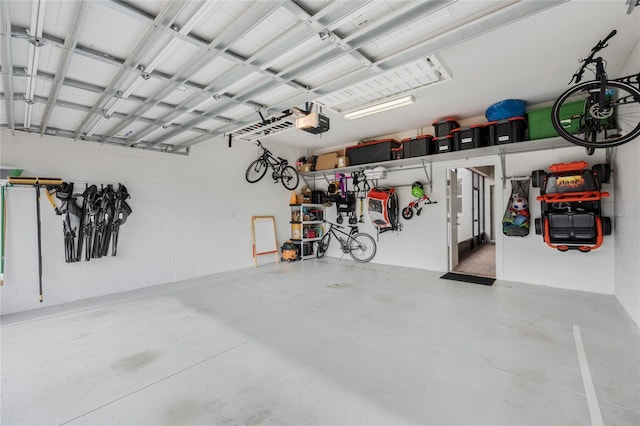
[343, 95, 415, 120]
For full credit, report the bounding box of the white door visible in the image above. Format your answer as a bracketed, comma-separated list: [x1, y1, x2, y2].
[448, 169, 459, 271]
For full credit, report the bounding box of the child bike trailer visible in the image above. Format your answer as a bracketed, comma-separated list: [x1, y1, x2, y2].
[367, 187, 401, 234]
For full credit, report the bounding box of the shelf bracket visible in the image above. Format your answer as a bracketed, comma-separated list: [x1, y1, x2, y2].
[605, 147, 615, 168]
[499, 149, 507, 189]
[420, 158, 433, 193]
[321, 172, 332, 185]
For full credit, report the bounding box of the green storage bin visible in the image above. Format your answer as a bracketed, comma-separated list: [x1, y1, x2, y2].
[527, 100, 585, 140]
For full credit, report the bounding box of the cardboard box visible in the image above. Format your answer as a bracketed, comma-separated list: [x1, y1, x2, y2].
[297, 163, 312, 173]
[337, 156, 349, 168]
[315, 151, 340, 170]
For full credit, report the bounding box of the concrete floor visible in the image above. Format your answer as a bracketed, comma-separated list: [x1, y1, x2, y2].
[1, 258, 639, 426]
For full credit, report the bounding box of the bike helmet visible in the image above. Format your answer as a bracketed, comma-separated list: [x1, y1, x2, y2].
[411, 181, 424, 198]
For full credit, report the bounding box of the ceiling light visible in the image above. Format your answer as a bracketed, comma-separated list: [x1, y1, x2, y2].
[343, 95, 415, 120]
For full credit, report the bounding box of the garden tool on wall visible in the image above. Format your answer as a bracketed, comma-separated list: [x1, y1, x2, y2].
[56, 182, 84, 263]
[8, 176, 63, 302]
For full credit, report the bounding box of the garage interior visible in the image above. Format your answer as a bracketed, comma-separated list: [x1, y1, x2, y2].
[1, 1, 639, 425]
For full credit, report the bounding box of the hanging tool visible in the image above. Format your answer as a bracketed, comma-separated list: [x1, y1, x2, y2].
[1, 183, 6, 286]
[8, 176, 63, 302]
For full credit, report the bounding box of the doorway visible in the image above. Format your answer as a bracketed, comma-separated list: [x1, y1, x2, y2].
[447, 166, 496, 277]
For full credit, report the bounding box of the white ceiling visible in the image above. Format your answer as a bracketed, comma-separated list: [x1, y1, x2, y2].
[1, 0, 639, 155]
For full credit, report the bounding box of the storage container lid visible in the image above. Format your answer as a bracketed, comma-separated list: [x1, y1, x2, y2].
[432, 118, 458, 125]
[346, 138, 399, 150]
[486, 116, 526, 125]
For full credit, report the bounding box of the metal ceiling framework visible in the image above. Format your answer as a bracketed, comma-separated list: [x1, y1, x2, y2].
[0, 0, 566, 155]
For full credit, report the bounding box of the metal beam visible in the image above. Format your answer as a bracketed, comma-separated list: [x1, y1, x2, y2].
[173, 0, 567, 150]
[139, 0, 366, 148]
[0, 124, 189, 156]
[0, 0, 15, 134]
[72, 0, 189, 139]
[39, 0, 90, 134]
[103, 0, 288, 146]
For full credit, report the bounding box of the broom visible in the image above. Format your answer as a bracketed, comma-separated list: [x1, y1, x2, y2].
[8, 176, 62, 302]
[1, 168, 24, 286]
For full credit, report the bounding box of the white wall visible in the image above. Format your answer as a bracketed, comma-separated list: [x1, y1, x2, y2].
[316, 144, 615, 294]
[0, 131, 297, 314]
[613, 36, 640, 327]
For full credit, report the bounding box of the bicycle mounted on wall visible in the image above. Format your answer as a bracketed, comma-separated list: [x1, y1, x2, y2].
[551, 30, 640, 154]
[245, 140, 300, 190]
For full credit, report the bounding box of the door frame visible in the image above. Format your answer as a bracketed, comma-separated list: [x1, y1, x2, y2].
[446, 164, 497, 274]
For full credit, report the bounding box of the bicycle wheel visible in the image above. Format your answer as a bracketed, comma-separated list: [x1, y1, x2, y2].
[348, 232, 376, 263]
[280, 165, 299, 190]
[316, 233, 331, 258]
[246, 159, 268, 183]
[552, 80, 640, 149]
[402, 206, 413, 220]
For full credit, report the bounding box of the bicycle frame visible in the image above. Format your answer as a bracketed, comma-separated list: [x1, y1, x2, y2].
[325, 222, 359, 253]
[257, 141, 287, 179]
[552, 29, 640, 150]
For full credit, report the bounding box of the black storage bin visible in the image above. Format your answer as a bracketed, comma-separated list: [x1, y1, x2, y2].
[311, 190, 324, 204]
[392, 146, 404, 160]
[402, 139, 412, 159]
[294, 241, 314, 257]
[432, 118, 460, 137]
[346, 139, 400, 165]
[451, 125, 488, 150]
[401, 134, 434, 157]
[434, 135, 455, 154]
[487, 116, 527, 145]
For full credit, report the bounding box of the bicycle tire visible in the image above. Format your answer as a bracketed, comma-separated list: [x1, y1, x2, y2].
[280, 165, 300, 190]
[402, 206, 413, 220]
[348, 232, 376, 263]
[316, 233, 331, 258]
[245, 159, 268, 183]
[552, 80, 640, 149]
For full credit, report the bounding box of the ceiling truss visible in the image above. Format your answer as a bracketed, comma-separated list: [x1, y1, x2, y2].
[0, 0, 566, 154]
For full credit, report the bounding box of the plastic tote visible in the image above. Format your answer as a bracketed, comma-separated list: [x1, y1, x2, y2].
[485, 99, 526, 121]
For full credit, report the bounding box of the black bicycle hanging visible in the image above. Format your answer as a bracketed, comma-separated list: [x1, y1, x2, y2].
[245, 140, 299, 190]
[551, 30, 640, 153]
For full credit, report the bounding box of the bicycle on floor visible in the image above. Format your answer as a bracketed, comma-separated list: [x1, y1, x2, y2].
[316, 220, 377, 263]
[245, 140, 299, 190]
[551, 29, 640, 154]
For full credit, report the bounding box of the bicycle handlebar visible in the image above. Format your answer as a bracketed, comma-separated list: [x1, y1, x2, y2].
[571, 30, 616, 84]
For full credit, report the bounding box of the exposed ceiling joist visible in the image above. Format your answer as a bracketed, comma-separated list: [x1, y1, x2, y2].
[3, 0, 627, 155]
[0, 0, 15, 135]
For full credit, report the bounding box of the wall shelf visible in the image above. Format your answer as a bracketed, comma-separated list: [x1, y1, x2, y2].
[300, 137, 576, 182]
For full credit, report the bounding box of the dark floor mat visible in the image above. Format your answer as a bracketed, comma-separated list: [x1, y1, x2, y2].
[440, 272, 495, 286]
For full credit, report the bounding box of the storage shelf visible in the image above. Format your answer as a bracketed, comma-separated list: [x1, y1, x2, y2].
[300, 137, 574, 179]
[291, 237, 323, 242]
[290, 203, 325, 261]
